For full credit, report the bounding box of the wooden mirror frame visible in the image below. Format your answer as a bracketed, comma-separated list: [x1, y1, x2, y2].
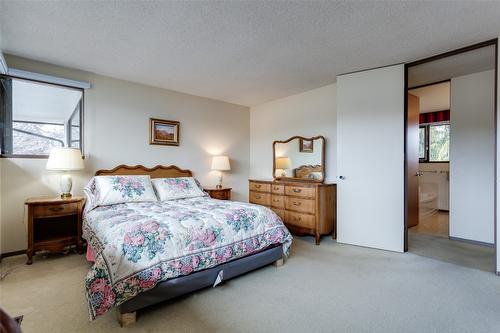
[272, 135, 326, 183]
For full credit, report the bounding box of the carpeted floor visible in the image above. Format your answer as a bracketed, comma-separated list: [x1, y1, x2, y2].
[408, 230, 495, 273]
[1, 236, 500, 333]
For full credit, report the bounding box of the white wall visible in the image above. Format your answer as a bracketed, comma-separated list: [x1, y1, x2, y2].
[0, 55, 250, 254]
[450, 70, 495, 244]
[249, 84, 337, 182]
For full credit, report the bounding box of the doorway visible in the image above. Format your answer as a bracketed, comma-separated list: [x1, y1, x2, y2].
[404, 40, 498, 272]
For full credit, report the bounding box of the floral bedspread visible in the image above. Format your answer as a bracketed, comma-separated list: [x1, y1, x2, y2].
[83, 197, 292, 319]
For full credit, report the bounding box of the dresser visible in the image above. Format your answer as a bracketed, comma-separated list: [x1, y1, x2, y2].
[249, 179, 336, 244]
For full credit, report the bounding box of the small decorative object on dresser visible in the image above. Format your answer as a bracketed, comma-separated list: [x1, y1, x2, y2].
[25, 196, 85, 264]
[249, 180, 336, 245]
[46, 147, 84, 199]
[211, 155, 231, 188]
[204, 187, 232, 200]
[149, 118, 180, 146]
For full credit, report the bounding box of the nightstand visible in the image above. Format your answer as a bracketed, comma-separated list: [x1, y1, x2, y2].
[25, 196, 85, 265]
[204, 187, 232, 200]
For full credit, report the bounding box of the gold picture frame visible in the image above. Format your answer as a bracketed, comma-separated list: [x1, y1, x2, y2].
[299, 138, 314, 152]
[149, 118, 180, 146]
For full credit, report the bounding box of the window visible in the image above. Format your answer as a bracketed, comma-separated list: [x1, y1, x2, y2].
[0, 76, 83, 157]
[419, 123, 450, 162]
[419, 127, 426, 159]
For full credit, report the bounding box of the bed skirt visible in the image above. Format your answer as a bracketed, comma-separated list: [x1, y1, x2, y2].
[118, 244, 283, 314]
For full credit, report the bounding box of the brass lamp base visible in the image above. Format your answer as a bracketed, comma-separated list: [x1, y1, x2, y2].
[60, 192, 72, 199]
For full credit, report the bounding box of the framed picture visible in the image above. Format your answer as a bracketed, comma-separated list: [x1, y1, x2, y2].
[149, 118, 180, 146]
[299, 138, 313, 152]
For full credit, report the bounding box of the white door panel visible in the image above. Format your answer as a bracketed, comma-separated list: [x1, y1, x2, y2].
[497, 42, 500, 274]
[450, 70, 495, 244]
[337, 65, 405, 252]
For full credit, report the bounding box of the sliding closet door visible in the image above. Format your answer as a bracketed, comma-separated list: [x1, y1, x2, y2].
[450, 70, 495, 245]
[337, 65, 405, 252]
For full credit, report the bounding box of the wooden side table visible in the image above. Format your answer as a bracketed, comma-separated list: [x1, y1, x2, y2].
[25, 196, 85, 264]
[204, 187, 232, 200]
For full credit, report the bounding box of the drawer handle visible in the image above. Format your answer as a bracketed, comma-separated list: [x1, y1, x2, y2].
[48, 206, 65, 212]
[293, 189, 302, 193]
[293, 202, 301, 206]
[255, 195, 261, 199]
[294, 216, 302, 221]
[273, 187, 280, 190]
[255, 184, 262, 188]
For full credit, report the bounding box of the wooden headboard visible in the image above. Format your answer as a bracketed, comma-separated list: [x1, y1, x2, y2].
[95, 165, 192, 178]
[294, 165, 322, 179]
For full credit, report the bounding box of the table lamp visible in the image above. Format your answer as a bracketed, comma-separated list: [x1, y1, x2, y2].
[275, 157, 291, 177]
[46, 147, 84, 198]
[211, 155, 231, 189]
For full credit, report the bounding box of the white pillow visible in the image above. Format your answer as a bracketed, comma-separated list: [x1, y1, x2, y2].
[152, 177, 206, 201]
[93, 175, 157, 206]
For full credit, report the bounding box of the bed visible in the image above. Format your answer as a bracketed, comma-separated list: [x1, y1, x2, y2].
[82, 165, 292, 326]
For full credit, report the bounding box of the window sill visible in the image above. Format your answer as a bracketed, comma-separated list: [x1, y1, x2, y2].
[419, 161, 449, 164]
[0, 154, 49, 159]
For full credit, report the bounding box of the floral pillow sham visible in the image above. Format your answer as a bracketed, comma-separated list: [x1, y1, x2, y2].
[151, 177, 207, 201]
[91, 175, 158, 206]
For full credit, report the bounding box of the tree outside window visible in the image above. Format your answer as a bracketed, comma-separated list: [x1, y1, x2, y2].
[419, 123, 449, 163]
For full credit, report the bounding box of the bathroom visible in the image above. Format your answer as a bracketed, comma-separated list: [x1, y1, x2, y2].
[410, 81, 450, 236]
[407, 44, 495, 250]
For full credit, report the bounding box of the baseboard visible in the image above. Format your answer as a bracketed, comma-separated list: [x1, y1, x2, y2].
[0, 249, 26, 262]
[448, 236, 494, 247]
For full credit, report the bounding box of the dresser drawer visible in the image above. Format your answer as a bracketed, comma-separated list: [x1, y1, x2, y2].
[34, 203, 78, 218]
[285, 211, 315, 229]
[249, 192, 271, 206]
[271, 208, 285, 221]
[285, 197, 315, 214]
[249, 182, 271, 193]
[271, 195, 285, 209]
[271, 184, 285, 195]
[285, 186, 315, 198]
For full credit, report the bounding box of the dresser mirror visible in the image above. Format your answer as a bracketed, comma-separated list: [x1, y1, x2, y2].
[273, 135, 325, 182]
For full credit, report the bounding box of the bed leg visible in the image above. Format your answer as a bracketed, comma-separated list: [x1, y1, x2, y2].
[118, 311, 136, 327]
[273, 256, 286, 268]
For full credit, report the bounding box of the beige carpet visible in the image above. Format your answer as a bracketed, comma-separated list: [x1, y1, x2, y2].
[1, 236, 500, 333]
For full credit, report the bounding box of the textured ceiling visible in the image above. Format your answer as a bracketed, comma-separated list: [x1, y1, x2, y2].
[408, 45, 496, 88]
[1, 1, 500, 106]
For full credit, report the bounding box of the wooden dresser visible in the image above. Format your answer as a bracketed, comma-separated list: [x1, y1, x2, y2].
[249, 179, 336, 244]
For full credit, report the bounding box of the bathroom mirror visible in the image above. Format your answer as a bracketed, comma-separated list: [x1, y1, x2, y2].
[273, 135, 325, 182]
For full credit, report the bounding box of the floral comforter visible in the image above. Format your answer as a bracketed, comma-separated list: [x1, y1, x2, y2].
[83, 197, 292, 319]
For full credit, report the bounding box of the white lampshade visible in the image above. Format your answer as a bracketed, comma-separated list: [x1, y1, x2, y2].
[211, 155, 231, 171]
[276, 157, 291, 169]
[46, 147, 84, 171]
